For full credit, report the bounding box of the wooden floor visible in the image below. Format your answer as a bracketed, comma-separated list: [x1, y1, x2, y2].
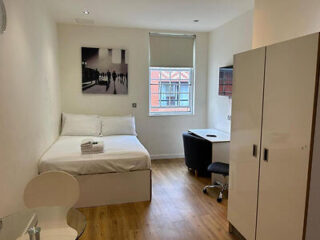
[77, 159, 237, 240]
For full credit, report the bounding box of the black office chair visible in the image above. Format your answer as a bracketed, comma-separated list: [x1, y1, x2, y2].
[182, 132, 211, 177]
[203, 162, 229, 202]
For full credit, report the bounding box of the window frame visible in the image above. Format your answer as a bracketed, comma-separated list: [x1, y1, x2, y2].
[148, 67, 195, 116]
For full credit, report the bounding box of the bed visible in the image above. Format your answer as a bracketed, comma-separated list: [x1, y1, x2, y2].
[39, 134, 152, 208]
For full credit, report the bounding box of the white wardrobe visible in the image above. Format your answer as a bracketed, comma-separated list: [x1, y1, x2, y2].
[228, 33, 320, 240]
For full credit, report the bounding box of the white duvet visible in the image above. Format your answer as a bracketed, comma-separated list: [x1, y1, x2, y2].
[39, 136, 151, 175]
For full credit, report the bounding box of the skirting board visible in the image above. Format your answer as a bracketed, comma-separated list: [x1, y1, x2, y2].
[74, 170, 152, 208]
[151, 154, 184, 160]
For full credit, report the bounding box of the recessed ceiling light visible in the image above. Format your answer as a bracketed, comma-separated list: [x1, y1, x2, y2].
[82, 10, 90, 15]
[193, 19, 199, 23]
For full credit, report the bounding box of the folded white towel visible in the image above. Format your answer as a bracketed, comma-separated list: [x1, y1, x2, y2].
[81, 138, 94, 146]
[81, 140, 104, 154]
[81, 142, 103, 150]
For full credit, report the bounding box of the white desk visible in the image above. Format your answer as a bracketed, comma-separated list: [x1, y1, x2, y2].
[188, 128, 230, 183]
[188, 129, 230, 143]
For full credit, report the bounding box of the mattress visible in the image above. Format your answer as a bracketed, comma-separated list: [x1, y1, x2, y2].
[39, 136, 151, 175]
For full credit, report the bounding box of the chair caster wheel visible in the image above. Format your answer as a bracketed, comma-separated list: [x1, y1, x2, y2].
[203, 188, 207, 194]
[217, 192, 223, 202]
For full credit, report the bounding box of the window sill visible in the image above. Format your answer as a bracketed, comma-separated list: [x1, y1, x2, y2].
[149, 112, 194, 117]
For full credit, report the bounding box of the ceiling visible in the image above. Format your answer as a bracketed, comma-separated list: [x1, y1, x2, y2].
[44, 0, 254, 32]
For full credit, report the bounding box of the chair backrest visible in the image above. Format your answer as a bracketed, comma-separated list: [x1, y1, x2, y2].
[24, 171, 80, 209]
[182, 132, 212, 169]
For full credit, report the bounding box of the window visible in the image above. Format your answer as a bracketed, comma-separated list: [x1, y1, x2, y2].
[149, 33, 195, 116]
[149, 67, 193, 115]
[218, 66, 233, 96]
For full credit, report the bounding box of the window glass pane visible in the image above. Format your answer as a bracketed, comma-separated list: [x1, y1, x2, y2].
[161, 71, 170, 79]
[149, 67, 193, 114]
[180, 93, 189, 101]
[151, 93, 160, 107]
[181, 71, 190, 79]
[160, 100, 168, 106]
[171, 83, 179, 95]
[179, 100, 189, 107]
[150, 84, 159, 94]
[150, 79, 159, 85]
[151, 70, 160, 79]
[171, 101, 178, 106]
[171, 71, 180, 80]
[180, 83, 189, 93]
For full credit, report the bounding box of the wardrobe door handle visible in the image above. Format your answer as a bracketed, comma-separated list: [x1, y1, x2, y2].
[263, 148, 269, 162]
[252, 144, 257, 157]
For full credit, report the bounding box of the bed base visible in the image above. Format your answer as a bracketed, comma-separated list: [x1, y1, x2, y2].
[74, 169, 152, 208]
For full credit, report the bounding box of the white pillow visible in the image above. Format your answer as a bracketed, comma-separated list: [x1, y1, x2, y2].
[101, 116, 137, 136]
[61, 113, 101, 136]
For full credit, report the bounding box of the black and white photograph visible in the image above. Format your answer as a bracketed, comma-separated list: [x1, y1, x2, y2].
[82, 47, 128, 94]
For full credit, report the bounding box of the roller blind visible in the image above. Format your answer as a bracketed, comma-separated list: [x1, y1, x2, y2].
[149, 33, 195, 68]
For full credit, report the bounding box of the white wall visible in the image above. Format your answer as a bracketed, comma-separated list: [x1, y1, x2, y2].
[0, 0, 60, 217]
[207, 11, 253, 133]
[58, 24, 208, 159]
[253, 0, 320, 48]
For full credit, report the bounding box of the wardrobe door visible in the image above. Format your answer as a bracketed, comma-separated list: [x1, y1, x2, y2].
[228, 47, 266, 240]
[257, 33, 320, 240]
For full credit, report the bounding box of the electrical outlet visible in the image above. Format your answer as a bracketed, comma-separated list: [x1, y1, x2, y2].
[132, 103, 137, 108]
